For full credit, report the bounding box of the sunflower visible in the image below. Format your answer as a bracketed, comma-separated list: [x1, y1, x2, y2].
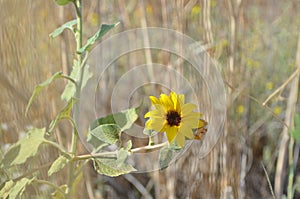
[144, 92, 206, 147]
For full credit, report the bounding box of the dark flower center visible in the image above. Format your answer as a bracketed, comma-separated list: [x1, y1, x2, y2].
[166, 110, 181, 126]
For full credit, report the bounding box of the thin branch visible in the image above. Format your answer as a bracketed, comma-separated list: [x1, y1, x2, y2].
[261, 162, 276, 199]
[262, 66, 300, 106]
[131, 141, 167, 153]
[33, 179, 66, 198]
[224, 80, 289, 129]
[43, 140, 69, 155]
[73, 142, 168, 161]
[124, 174, 153, 199]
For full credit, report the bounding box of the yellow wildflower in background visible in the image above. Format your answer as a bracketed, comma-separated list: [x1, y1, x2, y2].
[146, 4, 153, 14]
[192, 5, 201, 16]
[144, 92, 206, 147]
[266, 82, 273, 90]
[274, 106, 282, 115]
[236, 105, 245, 114]
[90, 13, 99, 26]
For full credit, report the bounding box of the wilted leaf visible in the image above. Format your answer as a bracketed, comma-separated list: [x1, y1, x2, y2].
[90, 107, 140, 132]
[26, 72, 63, 116]
[55, 0, 73, 6]
[3, 128, 46, 167]
[80, 64, 93, 91]
[49, 19, 77, 38]
[61, 63, 92, 101]
[89, 124, 121, 145]
[48, 154, 71, 176]
[78, 23, 119, 53]
[93, 158, 136, 177]
[48, 99, 76, 133]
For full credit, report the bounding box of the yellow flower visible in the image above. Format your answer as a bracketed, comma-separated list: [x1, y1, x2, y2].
[266, 82, 273, 90]
[236, 105, 245, 114]
[144, 92, 206, 147]
[191, 5, 201, 16]
[274, 106, 282, 115]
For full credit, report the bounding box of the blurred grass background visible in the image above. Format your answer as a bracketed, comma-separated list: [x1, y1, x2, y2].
[0, 0, 300, 198]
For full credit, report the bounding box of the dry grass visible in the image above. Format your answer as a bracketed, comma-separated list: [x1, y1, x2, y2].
[1, 0, 300, 198]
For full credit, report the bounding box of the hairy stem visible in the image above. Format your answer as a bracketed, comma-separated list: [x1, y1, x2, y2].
[67, 0, 82, 198]
[74, 142, 168, 161]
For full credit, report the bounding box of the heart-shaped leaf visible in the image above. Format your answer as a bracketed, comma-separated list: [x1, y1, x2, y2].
[89, 124, 121, 145]
[2, 128, 46, 167]
[93, 158, 136, 177]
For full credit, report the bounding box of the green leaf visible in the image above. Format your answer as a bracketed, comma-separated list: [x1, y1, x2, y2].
[93, 158, 136, 177]
[48, 99, 76, 133]
[291, 114, 300, 143]
[3, 128, 46, 167]
[86, 133, 108, 151]
[61, 63, 92, 101]
[159, 146, 174, 170]
[51, 184, 67, 199]
[54, 0, 73, 6]
[89, 124, 121, 145]
[49, 19, 77, 38]
[90, 107, 140, 132]
[0, 180, 14, 199]
[8, 178, 34, 199]
[80, 64, 93, 91]
[124, 140, 132, 151]
[78, 23, 119, 53]
[48, 154, 71, 176]
[116, 141, 132, 166]
[25, 72, 63, 116]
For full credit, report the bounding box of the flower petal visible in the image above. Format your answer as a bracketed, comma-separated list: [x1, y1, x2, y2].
[179, 124, 194, 139]
[181, 103, 196, 115]
[165, 126, 178, 143]
[182, 118, 199, 128]
[149, 96, 160, 104]
[150, 119, 166, 132]
[170, 92, 180, 112]
[145, 119, 152, 129]
[144, 111, 151, 118]
[160, 93, 173, 110]
[175, 132, 185, 147]
[145, 109, 164, 119]
[178, 94, 185, 107]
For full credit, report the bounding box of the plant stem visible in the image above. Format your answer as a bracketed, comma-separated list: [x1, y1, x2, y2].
[74, 142, 168, 161]
[287, 137, 295, 199]
[71, 0, 83, 153]
[34, 179, 66, 198]
[43, 140, 69, 155]
[67, 0, 82, 198]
